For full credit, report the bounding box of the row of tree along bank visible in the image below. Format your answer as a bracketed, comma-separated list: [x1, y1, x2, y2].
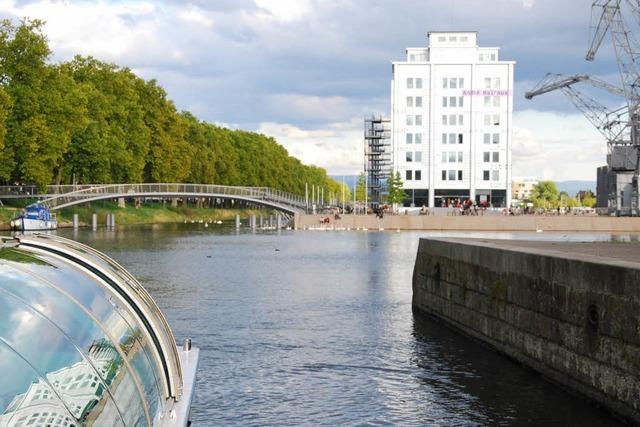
[0, 19, 350, 202]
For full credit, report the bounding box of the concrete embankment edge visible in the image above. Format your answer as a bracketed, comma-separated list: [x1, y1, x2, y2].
[412, 238, 640, 424]
[295, 214, 640, 231]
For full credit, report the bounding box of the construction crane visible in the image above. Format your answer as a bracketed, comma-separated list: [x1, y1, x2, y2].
[586, 0, 640, 215]
[525, 73, 629, 149]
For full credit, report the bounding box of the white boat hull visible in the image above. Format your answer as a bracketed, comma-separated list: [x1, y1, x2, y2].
[11, 217, 58, 231]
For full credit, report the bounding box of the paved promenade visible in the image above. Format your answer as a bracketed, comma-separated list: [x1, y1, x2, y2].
[295, 214, 640, 232]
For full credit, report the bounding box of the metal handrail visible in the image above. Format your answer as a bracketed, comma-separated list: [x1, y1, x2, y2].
[32, 183, 307, 212]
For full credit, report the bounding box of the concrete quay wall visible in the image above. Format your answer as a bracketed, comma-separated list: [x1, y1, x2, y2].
[412, 238, 640, 423]
[295, 214, 640, 232]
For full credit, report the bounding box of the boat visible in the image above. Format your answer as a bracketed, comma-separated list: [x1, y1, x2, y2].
[10, 202, 57, 231]
[0, 234, 199, 426]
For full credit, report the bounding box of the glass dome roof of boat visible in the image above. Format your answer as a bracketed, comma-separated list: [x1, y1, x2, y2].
[0, 234, 183, 426]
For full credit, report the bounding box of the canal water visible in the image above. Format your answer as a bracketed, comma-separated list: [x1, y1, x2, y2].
[58, 225, 627, 426]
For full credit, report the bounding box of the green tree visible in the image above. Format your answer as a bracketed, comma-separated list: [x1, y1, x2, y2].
[387, 171, 405, 206]
[531, 180, 559, 209]
[355, 172, 366, 202]
[582, 194, 597, 208]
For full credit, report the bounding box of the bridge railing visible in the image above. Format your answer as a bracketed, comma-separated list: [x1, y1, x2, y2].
[36, 183, 308, 211]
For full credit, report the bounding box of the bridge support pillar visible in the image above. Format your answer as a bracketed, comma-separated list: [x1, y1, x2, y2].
[92, 214, 97, 230]
[171, 198, 178, 208]
[259, 215, 263, 228]
[250, 215, 256, 230]
[118, 197, 126, 209]
[73, 214, 79, 229]
[276, 214, 281, 230]
[235, 214, 241, 229]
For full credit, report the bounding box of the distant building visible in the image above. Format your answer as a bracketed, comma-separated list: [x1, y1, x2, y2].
[390, 31, 515, 207]
[512, 176, 538, 202]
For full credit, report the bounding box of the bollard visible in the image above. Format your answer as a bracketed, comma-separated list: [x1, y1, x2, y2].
[235, 214, 240, 229]
[92, 213, 97, 230]
[72, 214, 78, 229]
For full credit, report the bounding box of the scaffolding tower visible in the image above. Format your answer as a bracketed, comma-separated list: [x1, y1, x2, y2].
[364, 115, 391, 208]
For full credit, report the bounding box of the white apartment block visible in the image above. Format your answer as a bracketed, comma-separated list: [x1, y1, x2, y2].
[391, 31, 514, 207]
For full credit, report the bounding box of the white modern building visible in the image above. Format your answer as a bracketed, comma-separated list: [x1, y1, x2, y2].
[390, 31, 514, 207]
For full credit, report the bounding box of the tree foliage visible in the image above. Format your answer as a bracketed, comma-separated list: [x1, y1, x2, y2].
[387, 171, 405, 206]
[531, 180, 560, 208]
[0, 18, 342, 194]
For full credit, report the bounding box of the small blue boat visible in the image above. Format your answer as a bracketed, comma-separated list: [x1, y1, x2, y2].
[10, 202, 58, 231]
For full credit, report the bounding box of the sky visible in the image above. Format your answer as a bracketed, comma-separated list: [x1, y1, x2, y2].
[0, 0, 633, 181]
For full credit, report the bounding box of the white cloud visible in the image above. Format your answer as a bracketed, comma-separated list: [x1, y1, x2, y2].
[178, 5, 214, 28]
[253, 0, 312, 21]
[257, 118, 363, 174]
[512, 110, 607, 181]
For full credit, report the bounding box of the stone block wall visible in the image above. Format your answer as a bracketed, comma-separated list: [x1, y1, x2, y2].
[412, 238, 640, 423]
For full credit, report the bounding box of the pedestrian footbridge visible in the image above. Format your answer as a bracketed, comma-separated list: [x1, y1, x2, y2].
[0, 183, 307, 215]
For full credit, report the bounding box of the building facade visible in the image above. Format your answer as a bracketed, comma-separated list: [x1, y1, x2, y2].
[391, 31, 514, 207]
[512, 176, 538, 203]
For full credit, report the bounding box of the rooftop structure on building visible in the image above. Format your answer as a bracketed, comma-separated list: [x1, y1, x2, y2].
[391, 31, 515, 207]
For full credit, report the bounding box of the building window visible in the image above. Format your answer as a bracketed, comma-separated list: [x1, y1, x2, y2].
[484, 133, 490, 144]
[483, 152, 490, 162]
[415, 78, 423, 89]
[442, 115, 447, 125]
[438, 36, 446, 42]
[449, 78, 457, 89]
[406, 152, 413, 162]
[492, 152, 500, 162]
[415, 115, 423, 126]
[458, 115, 464, 125]
[460, 36, 468, 42]
[483, 170, 490, 181]
[449, 133, 456, 144]
[441, 152, 447, 162]
[458, 133, 463, 144]
[493, 77, 501, 88]
[415, 96, 423, 107]
[406, 133, 413, 144]
[448, 152, 456, 162]
[406, 170, 413, 180]
[449, 115, 457, 126]
[458, 152, 463, 162]
[407, 78, 414, 88]
[449, 36, 457, 42]
[493, 96, 500, 107]
[493, 133, 500, 144]
[415, 133, 422, 144]
[448, 170, 456, 180]
[406, 115, 414, 126]
[459, 78, 464, 88]
[492, 170, 499, 181]
[449, 96, 456, 107]
[442, 133, 447, 144]
[415, 151, 422, 162]
[491, 53, 496, 61]
[407, 96, 413, 107]
[458, 170, 463, 180]
[492, 115, 500, 126]
[442, 78, 448, 89]
[484, 115, 491, 126]
[459, 96, 464, 107]
[484, 77, 491, 89]
[442, 97, 448, 107]
[442, 170, 447, 180]
[415, 170, 422, 180]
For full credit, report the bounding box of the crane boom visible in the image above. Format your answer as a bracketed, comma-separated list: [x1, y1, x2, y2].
[525, 73, 628, 144]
